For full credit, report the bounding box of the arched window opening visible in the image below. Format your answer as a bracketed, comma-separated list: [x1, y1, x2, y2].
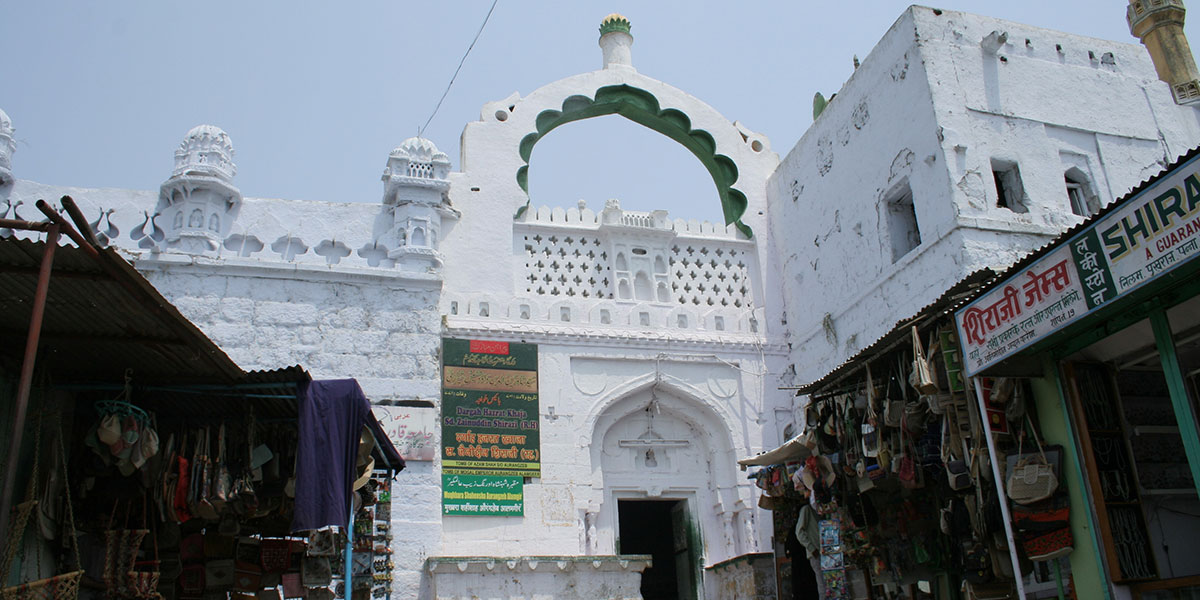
[633, 271, 653, 301]
[1065, 168, 1098, 217]
[527, 115, 725, 224]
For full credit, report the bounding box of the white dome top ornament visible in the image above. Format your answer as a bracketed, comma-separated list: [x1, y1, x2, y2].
[382, 136, 452, 196]
[599, 13, 634, 71]
[173, 124, 237, 182]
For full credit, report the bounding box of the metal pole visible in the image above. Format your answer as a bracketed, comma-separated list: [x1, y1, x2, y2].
[0, 223, 61, 543]
[971, 377, 1028, 599]
[344, 489, 355, 600]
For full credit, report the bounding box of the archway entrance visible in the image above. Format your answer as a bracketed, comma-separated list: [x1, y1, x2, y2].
[618, 499, 698, 600]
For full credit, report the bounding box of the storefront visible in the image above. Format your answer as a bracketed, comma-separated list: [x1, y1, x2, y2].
[745, 270, 1087, 599]
[1, 203, 405, 600]
[955, 147, 1200, 600]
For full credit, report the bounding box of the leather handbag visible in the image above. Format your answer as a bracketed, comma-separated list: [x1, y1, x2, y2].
[1007, 417, 1057, 505]
[909, 326, 940, 395]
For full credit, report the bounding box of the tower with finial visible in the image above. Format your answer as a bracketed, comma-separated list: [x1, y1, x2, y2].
[379, 136, 457, 272]
[1128, 0, 1200, 103]
[599, 13, 634, 70]
[154, 125, 243, 254]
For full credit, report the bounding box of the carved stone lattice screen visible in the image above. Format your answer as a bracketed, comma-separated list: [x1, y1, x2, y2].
[521, 233, 612, 298]
[670, 244, 750, 308]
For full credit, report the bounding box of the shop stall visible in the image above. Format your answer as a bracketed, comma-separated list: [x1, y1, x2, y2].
[1, 199, 404, 600]
[954, 147, 1200, 600]
[747, 273, 1077, 600]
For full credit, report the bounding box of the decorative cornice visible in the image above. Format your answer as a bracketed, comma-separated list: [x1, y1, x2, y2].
[130, 251, 444, 289]
[444, 319, 788, 354]
[427, 555, 651, 575]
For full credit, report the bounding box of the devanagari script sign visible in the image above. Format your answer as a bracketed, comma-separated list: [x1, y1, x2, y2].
[957, 154, 1200, 376]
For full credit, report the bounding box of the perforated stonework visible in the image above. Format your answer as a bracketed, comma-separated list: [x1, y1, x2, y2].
[670, 243, 750, 308]
[521, 233, 613, 298]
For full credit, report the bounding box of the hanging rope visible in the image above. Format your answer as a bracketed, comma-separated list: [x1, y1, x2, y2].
[417, 0, 500, 137]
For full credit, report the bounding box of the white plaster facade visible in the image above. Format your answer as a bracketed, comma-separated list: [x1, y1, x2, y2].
[2, 5, 1200, 599]
[769, 6, 1200, 388]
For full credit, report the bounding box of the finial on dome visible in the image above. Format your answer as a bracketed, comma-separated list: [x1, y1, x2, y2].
[598, 13, 634, 70]
[599, 13, 631, 37]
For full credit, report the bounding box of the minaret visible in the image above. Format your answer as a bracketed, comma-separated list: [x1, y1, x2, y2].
[1128, 0, 1200, 104]
[155, 125, 243, 253]
[0, 108, 14, 186]
[599, 13, 634, 71]
[380, 137, 458, 272]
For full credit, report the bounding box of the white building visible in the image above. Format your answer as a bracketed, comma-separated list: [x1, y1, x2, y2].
[770, 5, 1200, 388]
[2, 4, 1199, 599]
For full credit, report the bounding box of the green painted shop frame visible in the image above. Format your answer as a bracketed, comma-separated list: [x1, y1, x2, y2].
[965, 262, 1200, 599]
[514, 84, 754, 238]
[957, 148, 1200, 597]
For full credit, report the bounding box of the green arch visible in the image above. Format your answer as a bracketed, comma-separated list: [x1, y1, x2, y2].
[514, 84, 752, 238]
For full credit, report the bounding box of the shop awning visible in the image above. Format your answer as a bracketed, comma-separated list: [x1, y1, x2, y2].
[738, 435, 811, 467]
[0, 237, 245, 384]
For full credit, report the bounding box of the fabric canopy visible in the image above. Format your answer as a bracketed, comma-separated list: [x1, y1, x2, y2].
[292, 379, 405, 532]
[737, 435, 812, 467]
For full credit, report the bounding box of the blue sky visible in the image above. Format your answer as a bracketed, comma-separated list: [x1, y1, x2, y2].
[2, 2, 1187, 224]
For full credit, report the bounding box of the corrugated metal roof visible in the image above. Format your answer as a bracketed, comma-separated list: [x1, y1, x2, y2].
[795, 269, 996, 395]
[0, 237, 282, 386]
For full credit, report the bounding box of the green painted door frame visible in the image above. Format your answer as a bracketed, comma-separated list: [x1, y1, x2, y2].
[1149, 308, 1200, 500]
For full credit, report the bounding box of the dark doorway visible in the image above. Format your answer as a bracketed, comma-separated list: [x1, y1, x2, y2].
[617, 499, 697, 600]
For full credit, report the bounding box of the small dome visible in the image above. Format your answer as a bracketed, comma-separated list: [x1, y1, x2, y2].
[173, 124, 236, 181]
[185, 124, 230, 142]
[390, 137, 450, 165]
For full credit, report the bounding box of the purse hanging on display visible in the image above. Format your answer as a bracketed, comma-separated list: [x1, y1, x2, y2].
[909, 326, 940, 395]
[2, 419, 86, 600]
[1006, 416, 1058, 505]
[211, 423, 231, 514]
[194, 428, 219, 521]
[897, 422, 922, 490]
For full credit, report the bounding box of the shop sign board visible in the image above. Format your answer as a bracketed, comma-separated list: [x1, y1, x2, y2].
[441, 473, 524, 516]
[372, 406, 437, 461]
[957, 154, 1200, 376]
[441, 338, 540, 477]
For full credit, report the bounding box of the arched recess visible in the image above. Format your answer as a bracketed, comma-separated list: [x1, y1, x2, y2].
[515, 84, 752, 238]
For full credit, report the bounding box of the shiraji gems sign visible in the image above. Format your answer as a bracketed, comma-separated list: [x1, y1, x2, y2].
[957, 153, 1200, 376]
[440, 338, 539, 515]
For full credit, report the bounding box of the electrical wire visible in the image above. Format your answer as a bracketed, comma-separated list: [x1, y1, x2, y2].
[417, 0, 499, 138]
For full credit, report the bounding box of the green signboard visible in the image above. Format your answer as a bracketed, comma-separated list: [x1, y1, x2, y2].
[441, 338, 540, 477]
[441, 473, 524, 516]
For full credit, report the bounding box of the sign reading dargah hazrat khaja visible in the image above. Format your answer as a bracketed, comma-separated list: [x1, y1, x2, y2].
[440, 338, 539, 515]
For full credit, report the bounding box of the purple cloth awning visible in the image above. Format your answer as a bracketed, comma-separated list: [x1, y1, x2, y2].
[292, 379, 405, 532]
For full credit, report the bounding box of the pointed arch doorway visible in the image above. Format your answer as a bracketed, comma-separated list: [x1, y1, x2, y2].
[591, 380, 741, 600]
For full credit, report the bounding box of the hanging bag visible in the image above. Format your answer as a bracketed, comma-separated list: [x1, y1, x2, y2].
[908, 326, 939, 395]
[194, 428, 219, 521]
[211, 423, 231, 514]
[1006, 416, 1057, 505]
[124, 497, 161, 600]
[884, 356, 904, 428]
[897, 421, 922, 489]
[942, 419, 972, 491]
[2, 419, 85, 600]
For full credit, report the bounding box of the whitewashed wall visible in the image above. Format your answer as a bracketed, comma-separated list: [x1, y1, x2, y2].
[769, 6, 1200, 387]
